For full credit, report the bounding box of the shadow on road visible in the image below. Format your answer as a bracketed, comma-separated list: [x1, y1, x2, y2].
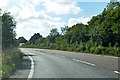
[23, 54, 36, 57]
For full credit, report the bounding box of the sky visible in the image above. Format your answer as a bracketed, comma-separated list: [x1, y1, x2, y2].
[0, 0, 111, 40]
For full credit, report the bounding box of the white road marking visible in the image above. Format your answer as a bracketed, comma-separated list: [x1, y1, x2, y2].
[114, 71, 120, 74]
[24, 52, 34, 80]
[73, 59, 95, 66]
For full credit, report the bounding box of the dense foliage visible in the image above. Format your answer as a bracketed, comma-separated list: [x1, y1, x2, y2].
[0, 11, 23, 78]
[2, 12, 18, 49]
[22, 2, 120, 56]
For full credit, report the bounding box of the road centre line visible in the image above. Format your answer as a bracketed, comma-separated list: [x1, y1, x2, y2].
[73, 59, 95, 66]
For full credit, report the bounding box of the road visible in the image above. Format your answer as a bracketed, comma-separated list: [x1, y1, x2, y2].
[10, 48, 119, 79]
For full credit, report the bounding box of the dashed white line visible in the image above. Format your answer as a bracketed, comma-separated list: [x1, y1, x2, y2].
[73, 59, 95, 66]
[114, 71, 120, 74]
[24, 52, 34, 80]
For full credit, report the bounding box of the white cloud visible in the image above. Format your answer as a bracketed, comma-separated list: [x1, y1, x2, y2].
[68, 17, 91, 27]
[42, 0, 83, 15]
[8, 6, 21, 18]
[69, 0, 110, 2]
[53, 17, 61, 21]
[16, 18, 65, 40]
[0, 0, 20, 7]
[32, 0, 44, 5]
[0, 0, 65, 40]
[19, 0, 35, 19]
[0, 0, 9, 7]
[16, 19, 49, 40]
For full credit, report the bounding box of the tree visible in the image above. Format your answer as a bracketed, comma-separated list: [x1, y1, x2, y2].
[29, 33, 42, 44]
[49, 28, 59, 37]
[2, 11, 17, 49]
[61, 26, 68, 35]
[47, 28, 60, 43]
[17, 36, 27, 43]
[107, 2, 120, 9]
[65, 23, 89, 44]
[88, 2, 120, 46]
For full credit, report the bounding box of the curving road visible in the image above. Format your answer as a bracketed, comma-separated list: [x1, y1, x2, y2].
[10, 48, 119, 79]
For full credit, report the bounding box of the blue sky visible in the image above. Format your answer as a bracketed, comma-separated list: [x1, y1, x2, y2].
[0, 0, 110, 40]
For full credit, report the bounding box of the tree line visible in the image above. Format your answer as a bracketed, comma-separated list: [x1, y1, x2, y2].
[21, 2, 120, 56]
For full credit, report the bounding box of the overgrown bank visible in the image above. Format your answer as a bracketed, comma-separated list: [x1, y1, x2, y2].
[21, 2, 120, 56]
[1, 48, 23, 78]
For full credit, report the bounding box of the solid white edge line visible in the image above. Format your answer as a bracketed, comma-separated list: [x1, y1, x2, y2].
[114, 71, 120, 74]
[73, 59, 95, 66]
[24, 52, 34, 80]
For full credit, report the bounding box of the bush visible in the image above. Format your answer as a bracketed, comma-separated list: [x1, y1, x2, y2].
[93, 47, 99, 54]
[2, 48, 23, 78]
[114, 42, 119, 47]
[77, 43, 86, 52]
[84, 50, 89, 53]
[90, 47, 95, 53]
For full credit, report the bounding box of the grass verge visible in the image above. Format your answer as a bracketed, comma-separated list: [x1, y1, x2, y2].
[0, 48, 23, 79]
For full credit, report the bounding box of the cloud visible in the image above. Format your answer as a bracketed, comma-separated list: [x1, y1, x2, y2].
[53, 17, 61, 21]
[0, 0, 20, 8]
[42, 0, 83, 15]
[0, 0, 9, 7]
[68, 0, 110, 2]
[68, 17, 91, 27]
[8, 6, 21, 18]
[16, 19, 50, 40]
[19, 0, 35, 19]
[32, 0, 44, 5]
[0, 0, 64, 40]
[16, 18, 65, 40]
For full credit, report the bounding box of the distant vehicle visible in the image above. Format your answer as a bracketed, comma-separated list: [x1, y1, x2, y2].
[19, 43, 25, 46]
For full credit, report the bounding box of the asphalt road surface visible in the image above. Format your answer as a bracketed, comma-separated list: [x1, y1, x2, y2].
[10, 48, 119, 78]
